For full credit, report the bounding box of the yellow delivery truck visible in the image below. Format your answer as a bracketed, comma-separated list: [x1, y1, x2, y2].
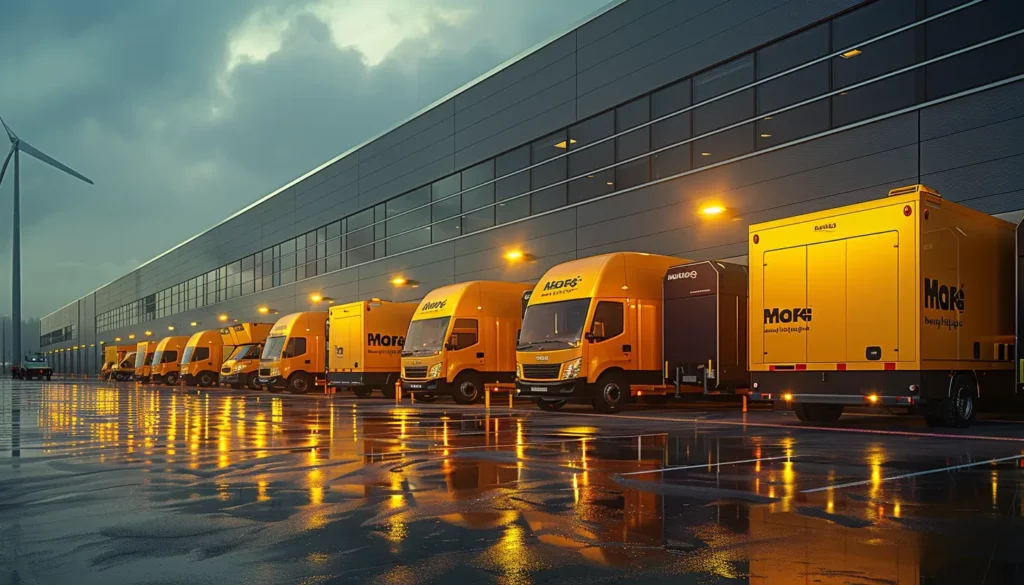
[112, 351, 136, 381]
[219, 322, 273, 390]
[515, 252, 685, 412]
[151, 336, 190, 386]
[748, 185, 1015, 427]
[401, 281, 532, 404]
[134, 340, 159, 383]
[258, 311, 328, 394]
[328, 299, 417, 398]
[101, 344, 134, 380]
[180, 329, 225, 387]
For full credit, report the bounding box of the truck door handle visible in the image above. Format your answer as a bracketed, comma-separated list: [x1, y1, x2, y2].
[476, 352, 484, 359]
[622, 345, 631, 352]
[305, 359, 311, 364]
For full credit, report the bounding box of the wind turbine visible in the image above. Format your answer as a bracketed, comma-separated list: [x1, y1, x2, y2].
[0, 116, 93, 367]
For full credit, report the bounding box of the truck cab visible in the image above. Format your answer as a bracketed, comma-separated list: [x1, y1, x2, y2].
[113, 352, 136, 381]
[134, 341, 158, 383]
[401, 281, 532, 404]
[180, 330, 224, 387]
[151, 336, 189, 385]
[516, 252, 684, 413]
[16, 353, 52, 380]
[258, 312, 327, 394]
[218, 322, 273, 390]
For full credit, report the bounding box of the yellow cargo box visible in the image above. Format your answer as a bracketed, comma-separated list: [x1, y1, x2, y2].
[749, 185, 1015, 427]
[327, 299, 418, 397]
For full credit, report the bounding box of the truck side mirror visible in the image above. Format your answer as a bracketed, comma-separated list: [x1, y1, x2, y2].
[588, 321, 605, 342]
[445, 335, 457, 351]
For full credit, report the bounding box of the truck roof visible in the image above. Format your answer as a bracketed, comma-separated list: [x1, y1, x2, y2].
[530, 252, 685, 305]
[154, 336, 190, 351]
[413, 281, 533, 320]
[185, 329, 222, 348]
[268, 311, 327, 336]
[219, 322, 274, 345]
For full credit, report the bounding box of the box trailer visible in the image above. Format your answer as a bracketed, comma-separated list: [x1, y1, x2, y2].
[748, 185, 1016, 427]
[327, 299, 417, 398]
[663, 260, 749, 394]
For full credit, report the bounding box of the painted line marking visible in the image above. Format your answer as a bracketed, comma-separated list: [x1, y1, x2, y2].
[801, 454, 1024, 493]
[619, 454, 794, 477]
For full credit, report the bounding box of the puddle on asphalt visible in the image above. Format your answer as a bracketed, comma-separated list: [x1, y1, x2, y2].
[2, 383, 1024, 584]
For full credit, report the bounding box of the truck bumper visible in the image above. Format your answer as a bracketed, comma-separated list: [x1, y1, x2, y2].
[220, 373, 241, 386]
[749, 370, 931, 406]
[515, 378, 589, 401]
[257, 375, 284, 389]
[401, 378, 450, 395]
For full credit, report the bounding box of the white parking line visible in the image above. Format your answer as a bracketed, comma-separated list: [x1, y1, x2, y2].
[801, 454, 1024, 493]
[619, 454, 794, 477]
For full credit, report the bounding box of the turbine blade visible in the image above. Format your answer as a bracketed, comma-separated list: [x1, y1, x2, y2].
[0, 115, 14, 142]
[17, 139, 93, 185]
[0, 145, 13, 186]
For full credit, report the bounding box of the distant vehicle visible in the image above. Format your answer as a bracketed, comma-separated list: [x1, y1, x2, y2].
[112, 352, 137, 381]
[258, 312, 328, 394]
[134, 340, 159, 383]
[100, 344, 135, 380]
[151, 336, 190, 386]
[16, 353, 52, 380]
[218, 322, 274, 390]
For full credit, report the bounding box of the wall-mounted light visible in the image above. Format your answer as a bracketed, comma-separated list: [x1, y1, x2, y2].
[258, 306, 278, 315]
[144, 330, 152, 336]
[167, 326, 175, 331]
[190, 321, 198, 327]
[503, 250, 537, 263]
[701, 205, 727, 217]
[310, 294, 334, 304]
[128, 334, 136, 340]
[840, 48, 862, 59]
[114, 337, 121, 342]
[218, 314, 229, 322]
[391, 277, 420, 287]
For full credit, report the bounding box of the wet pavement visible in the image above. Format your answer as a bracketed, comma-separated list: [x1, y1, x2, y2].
[2, 379, 1024, 584]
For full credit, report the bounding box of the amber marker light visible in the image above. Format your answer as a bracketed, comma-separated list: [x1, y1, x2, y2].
[867, 394, 879, 404]
[783, 392, 793, 402]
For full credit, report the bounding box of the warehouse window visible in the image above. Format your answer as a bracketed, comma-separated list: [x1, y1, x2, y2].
[495, 146, 530, 224]
[693, 55, 755, 167]
[756, 23, 831, 149]
[652, 79, 692, 179]
[461, 159, 494, 234]
[346, 208, 374, 266]
[568, 112, 615, 204]
[387, 186, 431, 254]
[615, 96, 651, 189]
[431, 174, 462, 243]
[531, 131, 568, 213]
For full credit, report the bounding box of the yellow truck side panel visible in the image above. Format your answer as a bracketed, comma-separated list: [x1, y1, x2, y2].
[806, 240, 846, 363]
[329, 301, 416, 374]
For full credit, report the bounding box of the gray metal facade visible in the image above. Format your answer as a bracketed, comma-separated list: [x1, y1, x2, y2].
[40, 0, 1024, 375]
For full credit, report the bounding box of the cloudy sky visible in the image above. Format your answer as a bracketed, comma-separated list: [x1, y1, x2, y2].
[0, 0, 612, 318]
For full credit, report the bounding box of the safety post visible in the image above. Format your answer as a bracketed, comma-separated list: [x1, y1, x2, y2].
[410, 392, 415, 404]
[508, 389, 513, 409]
[394, 380, 401, 404]
[742, 394, 748, 413]
[485, 388, 491, 409]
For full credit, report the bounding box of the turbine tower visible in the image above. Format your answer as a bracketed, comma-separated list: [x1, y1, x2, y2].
[0, 116, 93, 366]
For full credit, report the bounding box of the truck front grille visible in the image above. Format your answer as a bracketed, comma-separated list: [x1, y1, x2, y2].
[404, 366, 428, 379]
[521, 364, 561, 379]
[259, 369, 271, 377]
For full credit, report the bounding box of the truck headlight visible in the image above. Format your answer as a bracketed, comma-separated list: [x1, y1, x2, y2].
[562, 357, 582, 380]
[270, 366, 280, 376]
[235, 364, 246, 373]
[516, 362, 523, 378]
[428, 363, 443, 379]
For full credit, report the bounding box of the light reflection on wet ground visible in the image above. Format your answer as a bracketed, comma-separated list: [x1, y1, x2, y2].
[2, 380, 1024, 584]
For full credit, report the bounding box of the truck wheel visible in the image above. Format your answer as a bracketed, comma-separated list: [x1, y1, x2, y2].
[936, 373, 976, 428]
[537, 399, 567, 411]
[245, 373, 260, 391]
[642, 394, 669, 405]
[288, 373, 312, 394]
[353, 387, 372, 398]
[793, 403, 843, 424]
[453, 372, 483, 404]
[46, 375, 52, 381]
[592, 372, 628, 413]
[165, 372, 180, 386]
[416, 393, 438, 403]
[198, 372, 215, 387]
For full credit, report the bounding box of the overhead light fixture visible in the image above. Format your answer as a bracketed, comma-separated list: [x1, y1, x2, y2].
[128, 334, 136, 340]
[310, 293, 323, 303]
[190, 321, 198, 327]
[504, 250, 537, 263]
[114, 337, 121, 342]
[258, 306, 278, 315]
[701, 152, 711, 157]
[167, 326, 175, 331]
[700, 204, 728, 217]
[760, 133, 772, 138]
[218, 314, 229, 322]
[553, 139, 578, 149]
[391, 277, 420, 287]
[840, 49, 862, 59]
[606, 181, 614, 186]
[763, 116, 773, 121]
[144, 330, 152, 336]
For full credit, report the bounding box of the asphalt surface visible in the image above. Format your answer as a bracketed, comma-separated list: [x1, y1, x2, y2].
[2, 378, 1024, 584]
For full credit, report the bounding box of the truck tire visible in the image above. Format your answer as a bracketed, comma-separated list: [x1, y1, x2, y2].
[453, 372, 483, 404]
[198, 372, 216, 387]
[353, 387, 372, 398]
[165, 372, 180, 386]
[536, 399, 567, 411]
[930, 372, 976, 428]
[246, 373, 260, 391]
[592, 371, 628, 413]
[793, 403, 844, 424]
[288, 372, 312, 394]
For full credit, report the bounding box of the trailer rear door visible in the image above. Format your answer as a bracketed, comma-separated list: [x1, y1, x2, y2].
[762, 247, 808, 364]
[329, 311, 363, 371]
[846, 232, 899, 362]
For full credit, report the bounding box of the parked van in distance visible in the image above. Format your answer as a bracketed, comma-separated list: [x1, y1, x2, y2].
[401, 281, 532, 404]
[219, 322, 273, 390]
[134, 340, 159, 382]
[180, 329, 225, 387]
[151, 336, 190, 385]
[328, 299, 417, 398]
[113, 351, 136, 381]
[258, 312, 328, 394]
[516, 252, 684, 412]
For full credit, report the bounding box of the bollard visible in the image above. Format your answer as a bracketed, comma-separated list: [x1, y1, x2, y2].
[742, 394, 748, 413]
[508, 390, 513, 409]
[485, 388, 491, 409]
[395, 380, 401, 404]
[410, 392, 415, 404]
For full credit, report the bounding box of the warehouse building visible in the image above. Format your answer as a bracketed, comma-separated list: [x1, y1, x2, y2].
[41, 0, 1024, 375]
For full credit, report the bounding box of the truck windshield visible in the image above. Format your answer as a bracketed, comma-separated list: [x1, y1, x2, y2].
[518, 298, 591, 350]
[402, 317, 452, 356]
[180, 345, 196, 364]
[121, 355, 135, 368]
[145, 352, 155, 366]
[261, 336, 287, 360]
[152, 350, 164, 365]
[229, 344, 255, 361]
[135, 351, 146, 368]
[25, 355, 46, 363]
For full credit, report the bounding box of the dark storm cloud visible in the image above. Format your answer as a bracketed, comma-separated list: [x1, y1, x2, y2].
[0, 0, 612, 316]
